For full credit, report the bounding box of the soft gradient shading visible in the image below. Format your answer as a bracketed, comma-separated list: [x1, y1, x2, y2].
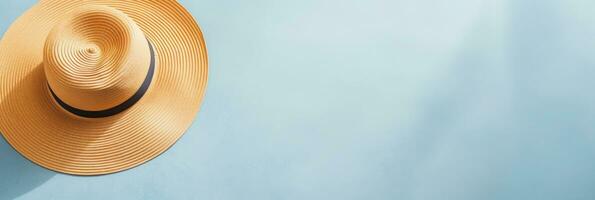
[1, 0, 595, 199]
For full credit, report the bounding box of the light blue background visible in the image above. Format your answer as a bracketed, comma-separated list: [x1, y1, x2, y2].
[2, 0, 595, 199]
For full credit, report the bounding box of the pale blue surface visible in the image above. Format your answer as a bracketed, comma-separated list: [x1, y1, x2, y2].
[1, 0, 595, 199]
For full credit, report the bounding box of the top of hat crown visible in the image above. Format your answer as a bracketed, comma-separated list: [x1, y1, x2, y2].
[43, 5, 152, 112]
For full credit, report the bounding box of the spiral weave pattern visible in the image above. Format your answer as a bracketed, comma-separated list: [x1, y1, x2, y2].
[0, 0, 208, 175]
[44, 5, 151, 111]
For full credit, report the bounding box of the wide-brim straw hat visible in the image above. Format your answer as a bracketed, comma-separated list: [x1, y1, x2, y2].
[0, 0, 208, 175]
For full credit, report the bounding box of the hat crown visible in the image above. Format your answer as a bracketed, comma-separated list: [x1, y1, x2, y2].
[44, 5, 152, 112]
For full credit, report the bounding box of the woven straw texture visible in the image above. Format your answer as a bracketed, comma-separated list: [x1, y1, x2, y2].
[0, 0, 208, 175]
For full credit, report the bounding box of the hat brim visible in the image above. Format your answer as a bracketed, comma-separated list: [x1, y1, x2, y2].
[0, 0, 208, 175]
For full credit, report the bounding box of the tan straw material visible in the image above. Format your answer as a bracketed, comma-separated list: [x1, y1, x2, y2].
[0, 0, 208, 175]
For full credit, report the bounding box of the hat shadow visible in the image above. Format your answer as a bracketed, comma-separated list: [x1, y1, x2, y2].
[0, 64, 57, 199]
[0, 136, 56, 199]
[0, 64, 127, 179]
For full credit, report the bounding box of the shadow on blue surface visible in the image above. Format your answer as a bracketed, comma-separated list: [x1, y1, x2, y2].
[0, 136, 55, 200]
[0, 64, 58, 199]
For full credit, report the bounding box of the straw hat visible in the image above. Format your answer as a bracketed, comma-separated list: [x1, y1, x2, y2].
[0, 0, 208, 175]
